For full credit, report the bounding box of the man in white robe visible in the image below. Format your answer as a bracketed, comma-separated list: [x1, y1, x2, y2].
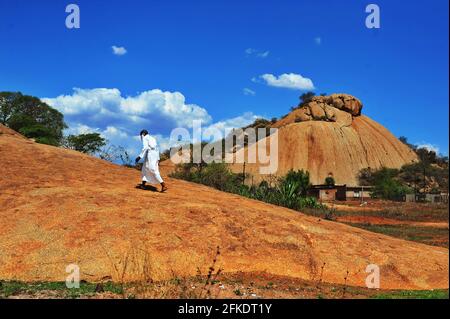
[135, 130, 167, 192]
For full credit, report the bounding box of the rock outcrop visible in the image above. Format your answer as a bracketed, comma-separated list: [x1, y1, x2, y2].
[274, 94, 363, 128]
[230, 94, 418, 186]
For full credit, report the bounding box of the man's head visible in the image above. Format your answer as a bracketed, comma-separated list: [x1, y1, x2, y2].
[140, 129, 149, 137]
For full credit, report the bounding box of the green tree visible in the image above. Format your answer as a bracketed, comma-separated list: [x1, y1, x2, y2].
[0, 91, 67, 145]
[65, 133, 106, 154]
[0, 92, 20, 125]
[298, 92, 316, 106]
[325, 176, 335, 186]
[370, 168, 411, 200]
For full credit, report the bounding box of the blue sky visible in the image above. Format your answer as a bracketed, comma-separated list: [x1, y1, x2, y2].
[0, 0, 448, 155]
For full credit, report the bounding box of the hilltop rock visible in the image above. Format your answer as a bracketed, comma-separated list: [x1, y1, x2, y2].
[326, 93, 363, 116]
[274, 94, 363, 128]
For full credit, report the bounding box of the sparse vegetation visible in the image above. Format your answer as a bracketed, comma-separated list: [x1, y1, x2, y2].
[359, 167, 413, 200]
[171, 165, 323, 210]
[372, 289, 449, 299]
[97, 144, 134, 167]
[296, 92, 316, 109]
[0, 280, 123, 299]
[394, 136, 449, 193]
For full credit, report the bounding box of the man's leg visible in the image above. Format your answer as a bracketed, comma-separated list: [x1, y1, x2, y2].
[138, 180, 146, 189]
[160, 182, 168, 192]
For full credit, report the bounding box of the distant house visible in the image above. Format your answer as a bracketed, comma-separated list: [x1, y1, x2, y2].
[308, 185, 347, 201]
[405, 193, 449, 204]
[308, 185, 373, 201]
[346, 186, 374, 200]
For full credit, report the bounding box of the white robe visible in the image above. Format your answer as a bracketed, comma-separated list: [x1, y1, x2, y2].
[139, 134, 164, 184]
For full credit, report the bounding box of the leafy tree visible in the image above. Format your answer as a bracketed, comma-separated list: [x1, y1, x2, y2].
[367, 167, 411, 200]
[7, 113, 36, 132]
[65, 133, 106, 154]
[415, 147, 438, 165]
[0, 92, 20, 125]
[0, 91, 67, 145]
[398, 136, 419, 151]
[325, 176, 335, 186]
[298, 92, 316, 106]
[20, 125, 60, 145]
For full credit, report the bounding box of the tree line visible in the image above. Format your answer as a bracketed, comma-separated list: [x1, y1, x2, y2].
[0, 91, 112, 156]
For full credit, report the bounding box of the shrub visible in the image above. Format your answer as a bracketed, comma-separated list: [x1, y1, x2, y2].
[282, 169, 311, 196]
[171, 164, 322, 210]
[325, 176, 335, 186]
[199, 163, 242, 192]
[369, 168, 412, 200]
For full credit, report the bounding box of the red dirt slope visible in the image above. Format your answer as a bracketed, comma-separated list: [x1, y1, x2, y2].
[0, 125, 448, 290]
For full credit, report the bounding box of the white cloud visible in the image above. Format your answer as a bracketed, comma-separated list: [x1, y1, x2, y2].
[243, 88, 256, 96]
[245, 48, 270, 58]
[104, 126, 129, 139]
[416, 143, 440, 154]
[112, 45, 127, 56]
[205, 112, 261, 134]
[245, 48, 257, 55]
[314, 37, 322, 45]
[65, 123, 99, 135]
[259, 73, 315, 90]
[42, 88, 258, 155]
[257, 51, 270, 58]
[43, 88, 212, 130]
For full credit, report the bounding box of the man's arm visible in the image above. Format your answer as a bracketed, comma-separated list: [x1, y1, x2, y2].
[136, 136, 150, 162]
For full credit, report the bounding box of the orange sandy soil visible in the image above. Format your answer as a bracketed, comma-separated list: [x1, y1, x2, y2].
[0, 125, 448, 292]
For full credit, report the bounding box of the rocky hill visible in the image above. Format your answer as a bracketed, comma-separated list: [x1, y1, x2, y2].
[0, 124, 447, 290]
[230, 94, 418, 186]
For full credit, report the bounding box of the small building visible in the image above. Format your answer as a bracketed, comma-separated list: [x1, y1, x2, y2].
[346, 186, 374, 200]
[308, 185, 374, 201]
[405, 194, 415, 203]
[308, 185, 347, 201]
[406, 193, 449, 204]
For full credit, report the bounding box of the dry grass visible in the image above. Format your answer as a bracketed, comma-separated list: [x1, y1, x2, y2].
[102, 245, 224, 299]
